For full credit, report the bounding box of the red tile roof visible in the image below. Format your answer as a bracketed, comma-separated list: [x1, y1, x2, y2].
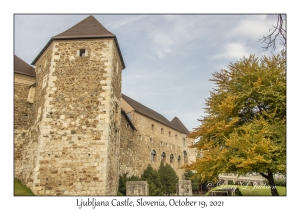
[31, 15, 125, 68]
[14, 55, 36, 77]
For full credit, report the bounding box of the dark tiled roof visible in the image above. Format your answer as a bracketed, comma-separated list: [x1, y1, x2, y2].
[14, 55, 36, 77]
[53, 15, 115, 39]
[171, 117, 190, 134]
[32, 15, 125, 68]
[122, 94, 188, 134]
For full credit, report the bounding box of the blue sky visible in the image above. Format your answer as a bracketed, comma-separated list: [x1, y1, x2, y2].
[14, 14, 285, 131]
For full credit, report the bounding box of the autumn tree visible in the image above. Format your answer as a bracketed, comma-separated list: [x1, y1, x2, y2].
[187, 50, 286, 196]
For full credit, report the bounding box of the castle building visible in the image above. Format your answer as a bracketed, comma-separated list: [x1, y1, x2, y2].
[14, 15, 195, 196]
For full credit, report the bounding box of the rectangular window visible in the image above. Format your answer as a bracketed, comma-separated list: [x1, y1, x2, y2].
[80, 49, 86, 57]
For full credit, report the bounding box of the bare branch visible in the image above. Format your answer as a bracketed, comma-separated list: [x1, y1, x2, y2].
[258, 14, 286, 53]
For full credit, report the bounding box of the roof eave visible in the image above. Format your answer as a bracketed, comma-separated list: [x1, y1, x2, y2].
[14, 71, 36, 77]
[31, 36, 126, 69]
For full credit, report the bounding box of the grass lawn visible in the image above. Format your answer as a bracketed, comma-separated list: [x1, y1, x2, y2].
[207, 184, 286, 196]
[14, 178, 34, 196]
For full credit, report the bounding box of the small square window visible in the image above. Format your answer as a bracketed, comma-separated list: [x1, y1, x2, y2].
[80, 49, 85, 57]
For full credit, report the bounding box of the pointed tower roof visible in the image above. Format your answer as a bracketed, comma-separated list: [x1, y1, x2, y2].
[32, 15, 125, 68]
[53, 15, 115, 39]
[171, 116, 190, 134]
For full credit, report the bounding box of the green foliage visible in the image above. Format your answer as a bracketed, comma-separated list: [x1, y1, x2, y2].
[118, 164, 180, 196]
[14, 178, 34, 196]
[141, 164, 164, 196]
[117, 173, 140, 196]
[184, 170, 201, 191]
[158, 162, 179, 195]
[188, 51, 286, 192]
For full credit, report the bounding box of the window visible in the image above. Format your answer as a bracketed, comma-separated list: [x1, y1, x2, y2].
[178, 155, 181, 166]
[183, 151, 188, 164]
[160, 142, 163, 147]
[152, 124, 154, 131]
[161, 128, 164, 134]
[170, 154, 174, 163]
[150, 138, 153, 143]
[77, 49, 88, 57]
[161, 152, 166, 162]
[126, 112, 131, 120]
[183, 138, 186, 147]
[80, 49, 86, 57]
[175, 134, 178, 139]
[139, 135, 142, 140]
[169, 131, 171, 137]
[151, 150, 156, 161]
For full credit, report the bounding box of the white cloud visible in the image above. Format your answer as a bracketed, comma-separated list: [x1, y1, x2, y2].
[227, 15, 275, 40]
[212, 42, 252, 60]
[149, 16, 197, 59]
[107, 15, 149, 30]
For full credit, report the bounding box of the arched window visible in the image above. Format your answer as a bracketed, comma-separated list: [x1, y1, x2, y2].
[170, 154, 174, 163]
[183, 151, 188, 164]
[161, 152, 166, 162]
[151, 150, 156, 162]
[178, 155, 181, 166]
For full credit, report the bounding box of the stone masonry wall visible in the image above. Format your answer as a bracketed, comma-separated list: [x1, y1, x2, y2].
[19, 38, 123, 195]
[104, 40, 123, 195]
[18, 43, 54, 191]
[119, 109, 196, 179]
[119, 113, 137, 175]
[14, 76, 35, 177]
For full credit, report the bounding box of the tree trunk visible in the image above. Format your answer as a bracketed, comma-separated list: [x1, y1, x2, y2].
[260, 169, 279, 196]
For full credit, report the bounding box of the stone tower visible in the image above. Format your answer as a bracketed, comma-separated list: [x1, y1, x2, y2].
[18, 16, 125, 195]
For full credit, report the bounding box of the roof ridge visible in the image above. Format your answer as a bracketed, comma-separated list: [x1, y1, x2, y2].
[53, 15, 115, 39]
[122, 94, 167, 118]
[171, 116, 190, 134]
[122, 94, 186, 133]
